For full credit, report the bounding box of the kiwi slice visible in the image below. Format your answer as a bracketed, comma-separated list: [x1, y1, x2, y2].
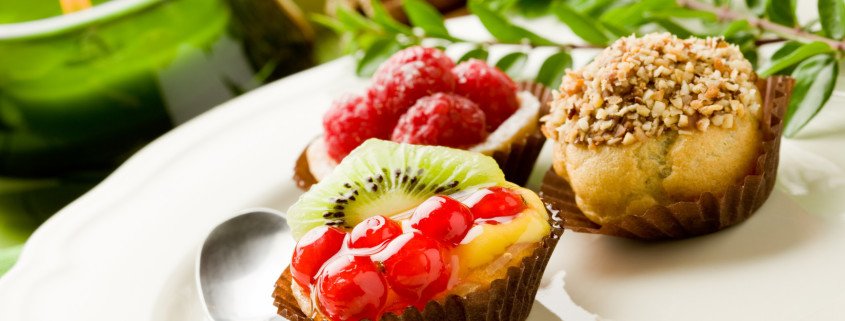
[288, 139, 506, 240]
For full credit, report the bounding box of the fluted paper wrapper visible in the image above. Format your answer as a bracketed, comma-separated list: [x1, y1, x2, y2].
[540, 76, 794, 241]
[273, 218, 564, 321]
[293, 82, 553, 190]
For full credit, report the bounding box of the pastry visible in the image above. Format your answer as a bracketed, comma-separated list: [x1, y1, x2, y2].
[275, 139, 563, 321]
[540, 33, 793, 240]
[294, 46, 551, 189]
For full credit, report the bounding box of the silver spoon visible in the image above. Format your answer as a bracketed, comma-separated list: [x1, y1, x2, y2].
[196, 209, 294, 321]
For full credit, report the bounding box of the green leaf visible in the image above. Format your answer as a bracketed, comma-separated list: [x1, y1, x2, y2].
[356, 38, 401, 77]
[746, 0, 766, 16]
[402, 0, 452, 39]
[784, 54, 838, 137]
[599, 0, 676, 28]
[370, 0, 413, 35]
[551, 2, 610, 45]
[571, 0, 621, 17]
[771, 41, 802, 60]
[601, 21, 633, 38]
[484, 0, 520, 12]
[766, 0, 796, 27]
[468, 1, 556, 45]
[457, 48, 489, 63]
[646, 8, 718, 21]
[309, 13, 349, 35]
[723, 19, 752, 37]
[741, 47, 759, 68]
[336, 6, 379, 33]
[515, 0, 555, 17]
[600, 2, 648, 27]
[494, 52, 528, 78]
[758, 41, 832, 77]
[819, 0, 845, 39]
[651, 18, 695, 38]
[535, 51, 573, 89]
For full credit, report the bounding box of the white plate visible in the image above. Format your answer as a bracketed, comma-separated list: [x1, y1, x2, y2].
[2, 15, 845, 321]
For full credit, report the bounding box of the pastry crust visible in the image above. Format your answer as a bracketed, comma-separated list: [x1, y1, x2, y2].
[544, 33, 765, 226]
[297, 85, 550, 189]
[553, 104, 762, 225]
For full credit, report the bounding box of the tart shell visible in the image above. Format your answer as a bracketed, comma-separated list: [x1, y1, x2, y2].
[272, 216, 565, 321]
[293, 81, 553, 190]
[539, 76, 794, 240]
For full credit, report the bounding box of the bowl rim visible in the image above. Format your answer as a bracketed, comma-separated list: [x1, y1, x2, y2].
[0, 0, 163, 41]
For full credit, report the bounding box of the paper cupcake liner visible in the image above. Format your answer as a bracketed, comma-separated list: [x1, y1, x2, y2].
[293, 82, 553, 190]
[272, 217, 565, 321]
[539, 76, 794, 240]
[293, 141, 319, 190]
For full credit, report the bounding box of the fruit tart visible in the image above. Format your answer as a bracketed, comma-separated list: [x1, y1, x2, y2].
[274, 139, 564, 321]
[539, 33, 793, 240]
[294, 46, 552, 189]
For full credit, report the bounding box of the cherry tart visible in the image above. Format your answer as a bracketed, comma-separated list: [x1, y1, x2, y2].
[285, 185, 551, 321]
[276, 140, 562, 321]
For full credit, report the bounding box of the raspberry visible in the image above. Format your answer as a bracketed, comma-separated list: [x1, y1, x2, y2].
[368, 46, 457, 118]
[452, 59, 519, 131]
[322, 94, 393, 162]
[391, 93, 487, 148]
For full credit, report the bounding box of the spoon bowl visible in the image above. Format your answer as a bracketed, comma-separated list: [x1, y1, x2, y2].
[196, 209, 292, 321]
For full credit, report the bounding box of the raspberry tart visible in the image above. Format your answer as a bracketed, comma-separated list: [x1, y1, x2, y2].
[295, 46, 552, 189]
[274, 139, 564, 321]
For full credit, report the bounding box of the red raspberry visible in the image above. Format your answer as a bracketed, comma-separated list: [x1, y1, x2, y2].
[368, 46, 457, 118]
[452, 59, 519, 131]
[391, 93, 487, 148]
[322, 94, 393, 162]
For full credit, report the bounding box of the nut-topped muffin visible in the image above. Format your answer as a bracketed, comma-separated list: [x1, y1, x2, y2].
[541, 33, 790, 239]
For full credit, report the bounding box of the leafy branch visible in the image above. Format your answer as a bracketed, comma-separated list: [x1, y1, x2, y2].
[312, 0, 845, 138]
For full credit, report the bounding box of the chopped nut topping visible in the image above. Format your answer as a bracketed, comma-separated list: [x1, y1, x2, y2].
[543, 33, 761, 146]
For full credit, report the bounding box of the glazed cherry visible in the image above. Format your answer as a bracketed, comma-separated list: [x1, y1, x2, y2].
[349, 215, 403, 249]
[409, 195, 473, 245]
[290, 226, 346, 289]
[316, 255, 388, 321]
[373, 232, 451, 301]
[463, 187, 526, 221]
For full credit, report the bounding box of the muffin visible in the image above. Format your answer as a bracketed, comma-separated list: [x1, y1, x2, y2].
[540, 33, 792, 240]
[275, 139, 564, 321]
[294, 46, 551, 189]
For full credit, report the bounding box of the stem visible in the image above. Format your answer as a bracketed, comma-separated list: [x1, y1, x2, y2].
[481, 41, 603, 50]
[677, 0, 845, 50]
[755, 38, 787, 46]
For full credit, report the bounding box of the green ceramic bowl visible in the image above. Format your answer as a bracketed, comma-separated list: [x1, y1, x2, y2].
[0, 0, 312, 245]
